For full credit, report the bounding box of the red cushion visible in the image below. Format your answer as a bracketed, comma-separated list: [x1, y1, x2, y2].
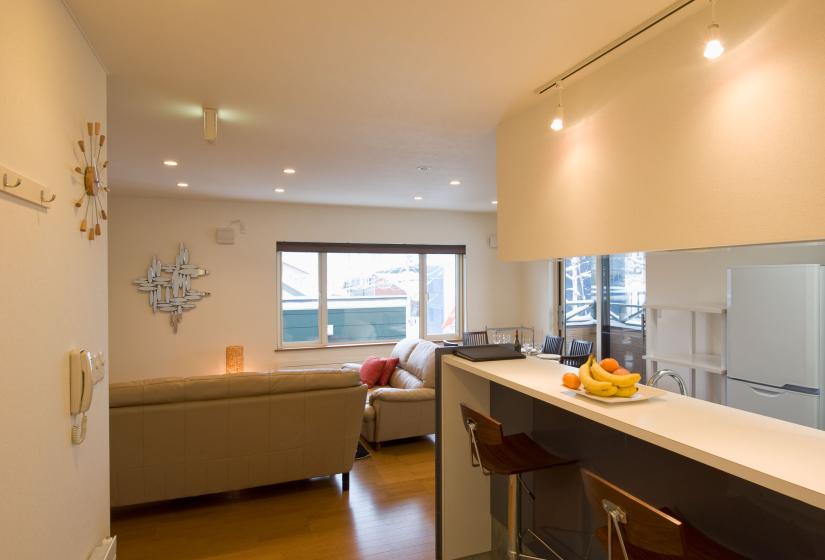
[360, 357, 386, 388]
[380, 357, 399, 386]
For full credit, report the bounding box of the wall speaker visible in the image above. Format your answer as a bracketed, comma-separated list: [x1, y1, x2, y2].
[203, 108, 218, 143]
[216, 226, 234, 245]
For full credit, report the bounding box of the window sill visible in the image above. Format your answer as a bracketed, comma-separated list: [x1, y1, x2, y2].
[275, 341, 398, 352]
[274, 337, 461, 352]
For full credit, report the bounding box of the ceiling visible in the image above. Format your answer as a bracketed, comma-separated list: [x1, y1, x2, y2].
[65, 0, 675, 211]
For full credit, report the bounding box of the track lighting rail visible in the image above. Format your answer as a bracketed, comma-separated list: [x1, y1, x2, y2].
[536, 0, 697, 95]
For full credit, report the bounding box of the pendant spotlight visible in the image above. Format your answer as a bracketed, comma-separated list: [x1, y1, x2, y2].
[549, 82, 565, 132]
[703, 0, 724, 59]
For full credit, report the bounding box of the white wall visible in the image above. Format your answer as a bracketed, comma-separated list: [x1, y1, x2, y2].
[108, 196, 525, 382]
[647, 242, 825, 401]
[520, 260, 556, 345]
[647, 244, 825, 306]
[497, 0, 825, 260]
[0, 1, 109, 558]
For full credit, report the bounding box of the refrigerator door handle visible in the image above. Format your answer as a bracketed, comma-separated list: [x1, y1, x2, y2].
[781, 384, 821, 395]
[750, 386, 782, 398]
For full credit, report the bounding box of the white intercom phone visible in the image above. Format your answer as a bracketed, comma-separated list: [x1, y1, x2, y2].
[69, 349, 105, 444]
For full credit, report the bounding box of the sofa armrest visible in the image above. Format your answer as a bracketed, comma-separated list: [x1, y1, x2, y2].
[368, 387, 435, 404]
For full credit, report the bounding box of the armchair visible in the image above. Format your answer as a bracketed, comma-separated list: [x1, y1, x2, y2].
[346, 338, 437, 448]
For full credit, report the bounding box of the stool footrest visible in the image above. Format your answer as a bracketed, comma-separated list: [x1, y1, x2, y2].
[521, 529, 565, 560]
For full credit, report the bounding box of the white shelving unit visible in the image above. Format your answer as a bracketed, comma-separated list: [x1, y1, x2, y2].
[643, 303, 727, 399]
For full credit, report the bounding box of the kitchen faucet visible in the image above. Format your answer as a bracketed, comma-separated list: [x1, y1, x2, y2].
[647, 369, 688, 396]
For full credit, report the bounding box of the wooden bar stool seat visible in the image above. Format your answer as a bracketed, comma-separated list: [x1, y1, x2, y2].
[582, 469, 746, 560]
[473, 432, 570, 475]
[461, 403, 574, 560]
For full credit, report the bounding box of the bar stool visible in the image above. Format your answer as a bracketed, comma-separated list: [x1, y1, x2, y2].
[460, 403, 574, 560]
[580, 469, 746, 559]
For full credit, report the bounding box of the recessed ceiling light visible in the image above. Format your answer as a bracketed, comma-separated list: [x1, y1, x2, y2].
[163, 160, 178, 167]
[176, 182, 189, 188]
[416, 166, 431, 172]
[449, 180, 462, 186]
[491, 200, 498, 205]
[274, 187, 285, 193]
[414, 196, 423, 201]
[283, 168, 296, 174]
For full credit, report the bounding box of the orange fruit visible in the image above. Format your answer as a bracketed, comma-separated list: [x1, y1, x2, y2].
[562, 372, 581, 389]
[614, 367, 631, 376]
[600, 358, 620, 372]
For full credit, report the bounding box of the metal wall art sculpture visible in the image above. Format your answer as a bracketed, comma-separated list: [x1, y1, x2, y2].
[133, 243, 210, 333]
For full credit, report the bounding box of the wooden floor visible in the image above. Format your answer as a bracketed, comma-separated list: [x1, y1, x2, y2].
[112, 437, 436, 560]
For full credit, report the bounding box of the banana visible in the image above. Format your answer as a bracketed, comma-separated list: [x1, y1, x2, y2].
[614, 385, 638, 398]
[578, 356, 619, 396]
[589, 384, 620, 397]
[591, 362, 641, 387]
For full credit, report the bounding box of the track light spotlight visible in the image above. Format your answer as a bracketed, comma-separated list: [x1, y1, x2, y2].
[549, 82, 564, 132]
[704, 0, 724, 59]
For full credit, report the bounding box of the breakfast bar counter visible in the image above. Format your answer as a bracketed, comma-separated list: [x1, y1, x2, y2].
[436, 351, 825, 559]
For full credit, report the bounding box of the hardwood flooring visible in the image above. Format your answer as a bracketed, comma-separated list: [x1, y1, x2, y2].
[112, 437, 436, 560]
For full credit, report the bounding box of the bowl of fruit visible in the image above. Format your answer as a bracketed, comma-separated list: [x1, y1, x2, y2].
[562, 356, 662, 403]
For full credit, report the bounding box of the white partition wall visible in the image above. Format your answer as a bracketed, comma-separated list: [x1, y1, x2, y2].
[441, 361, 493, 559]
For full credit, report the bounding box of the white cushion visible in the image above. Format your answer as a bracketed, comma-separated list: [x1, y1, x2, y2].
[389, 368, 424, 390]
[405, 340, 437, 388]
[390, 337, 420, 366]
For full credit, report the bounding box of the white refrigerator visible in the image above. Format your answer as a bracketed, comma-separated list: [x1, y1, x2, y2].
[726, 265, 824, 429]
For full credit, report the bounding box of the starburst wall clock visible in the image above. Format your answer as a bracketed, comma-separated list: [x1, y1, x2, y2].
[74, 121, 109, 240]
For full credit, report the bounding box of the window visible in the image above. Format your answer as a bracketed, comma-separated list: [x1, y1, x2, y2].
[426, 254, 459, 336]
[277, 243, 464, 347]
[281, 252, 319, 344]
[602, 252, 646, 331]
[557, 253, 646, 370]
[601, 252, 646, 372]
[326, 252, 419, 343]
[563, 256, 597, 327]
[561, 256, 598, 347]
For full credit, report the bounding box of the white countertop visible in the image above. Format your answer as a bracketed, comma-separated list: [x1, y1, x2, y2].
[443, 354, 825, 510]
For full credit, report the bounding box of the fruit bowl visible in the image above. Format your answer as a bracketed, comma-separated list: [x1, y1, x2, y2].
[565, 384, 666, 404]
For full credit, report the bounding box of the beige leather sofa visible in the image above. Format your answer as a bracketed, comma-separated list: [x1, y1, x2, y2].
[349, 338, 436, 447]
[109, 369, 366, 507]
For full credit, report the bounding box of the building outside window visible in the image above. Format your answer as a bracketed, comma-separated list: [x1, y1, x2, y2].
[559, 253, 646, 371]
[326, 252, 419, 343]
[562, 256, 598, 346]
[601, 252, 646, 372]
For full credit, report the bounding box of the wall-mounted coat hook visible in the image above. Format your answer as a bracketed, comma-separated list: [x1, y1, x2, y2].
[3, 173, 22, 188]
[1, 164, 51, 210]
